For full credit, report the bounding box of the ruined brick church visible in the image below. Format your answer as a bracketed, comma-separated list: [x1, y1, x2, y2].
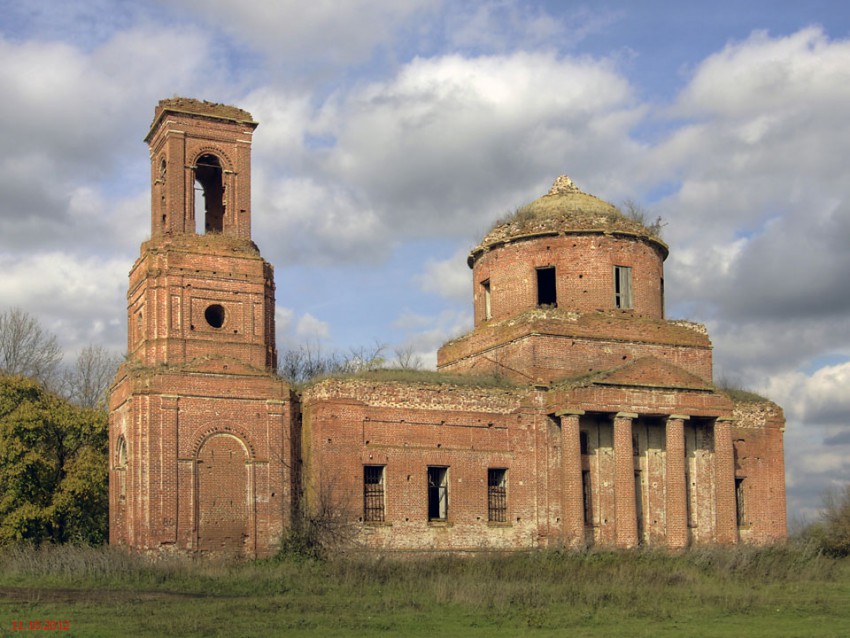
[109, 98, 787, 557]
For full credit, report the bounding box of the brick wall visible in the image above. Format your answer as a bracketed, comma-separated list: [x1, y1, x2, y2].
[109, 365, 296, 557]
[299, 378, 788, 551]
[471, 233, 666, 325]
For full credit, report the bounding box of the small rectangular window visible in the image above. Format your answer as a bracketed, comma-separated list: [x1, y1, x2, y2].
[364, 465, 385, 522]
[536, 266, 557, 307]
[635, 470, 644, 540]
[487, 468, 507, 522]
[735, 477, 747, 527]
[582, 470, 592, 525]
[481, 279, 492, 320]
[427, 467, 448, 521]
[614, 266, 633, 309]
[579, 431, 589, 455]
[686, 473, 696, 528]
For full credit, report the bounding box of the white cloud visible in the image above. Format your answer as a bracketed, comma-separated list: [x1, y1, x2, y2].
[444, 1, 621, 54]
[416, 246, 471, 301]
[643, 28, 850, 382]
[295, 313, 331, 340]
[800, 362, 850, 426]
[0, 252, 127, 352]
[170, 0, 439, 67]
[310, 51, 642, 242]
[275, 306, 295, 336]
[392, 307, 472, 369]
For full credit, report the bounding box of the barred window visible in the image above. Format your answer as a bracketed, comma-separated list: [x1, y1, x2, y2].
[363, 465, 385, 522]
[488, 468, 507, 523]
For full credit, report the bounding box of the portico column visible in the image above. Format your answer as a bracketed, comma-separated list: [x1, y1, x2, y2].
[714, 417, 738, 544]
[613, 412, 638, 548]
[665, 415, 689, 549]
[556, 409, 585, 548]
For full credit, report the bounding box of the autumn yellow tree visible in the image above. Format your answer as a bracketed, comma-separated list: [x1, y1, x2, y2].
[0, 374, 107, 545]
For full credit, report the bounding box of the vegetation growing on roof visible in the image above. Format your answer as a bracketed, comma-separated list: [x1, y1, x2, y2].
[478, 177, 668, 255]
[306, 367, 519, 389]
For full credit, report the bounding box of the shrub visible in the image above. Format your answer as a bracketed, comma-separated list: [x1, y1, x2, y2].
[814, 484, 850, 557]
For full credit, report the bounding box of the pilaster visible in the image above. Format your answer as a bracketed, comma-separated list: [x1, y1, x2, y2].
[556, 409, 585, 548]
[614, 412, 638, 548]
[665, 415, 689, 549]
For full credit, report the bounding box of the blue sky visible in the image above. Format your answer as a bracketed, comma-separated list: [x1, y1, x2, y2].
[1, 0, 850, 524]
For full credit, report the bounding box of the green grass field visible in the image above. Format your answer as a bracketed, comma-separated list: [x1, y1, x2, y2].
[1, 544, 849, 637]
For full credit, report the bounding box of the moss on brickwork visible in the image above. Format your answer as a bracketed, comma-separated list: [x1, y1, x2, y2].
[154, 97, 255, 124]
[142, 232, 261, 257]
[443, 308, 712, 356]
[304, 367, 518, 389]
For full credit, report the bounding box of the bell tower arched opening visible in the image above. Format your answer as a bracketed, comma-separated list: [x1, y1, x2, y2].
[194, 154, 225, 234]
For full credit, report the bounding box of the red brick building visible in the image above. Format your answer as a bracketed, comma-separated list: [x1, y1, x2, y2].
[109, 99, 297, 557]
[110, 99, 786, 557]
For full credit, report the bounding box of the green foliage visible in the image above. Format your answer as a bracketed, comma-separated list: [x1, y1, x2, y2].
[715, 376, 770, 402]
[0, 374, 108, 546]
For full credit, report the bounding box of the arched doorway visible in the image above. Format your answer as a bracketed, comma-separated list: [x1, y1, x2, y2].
[196, 433, 252, 553]
[194, 154, 225, 233]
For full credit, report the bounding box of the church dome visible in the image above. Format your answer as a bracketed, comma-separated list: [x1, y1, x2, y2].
[470, 176, 667, 266]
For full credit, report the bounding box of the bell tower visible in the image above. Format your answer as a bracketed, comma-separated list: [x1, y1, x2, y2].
[127, 98, 276, 370]
[110, 98, 295, 558]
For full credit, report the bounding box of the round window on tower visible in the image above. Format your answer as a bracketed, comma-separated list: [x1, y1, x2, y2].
[204, 304, 225, 328]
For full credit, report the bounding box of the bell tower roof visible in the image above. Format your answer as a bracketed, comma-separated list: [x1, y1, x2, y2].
[145, 97, 257, 241]
[145, 97, 256, 142]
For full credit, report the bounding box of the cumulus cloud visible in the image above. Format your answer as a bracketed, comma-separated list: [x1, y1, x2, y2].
[799, 362, 850, 426]
[0, 251, 127, 352]
[392, 307, 472, 369]
[247, 49, 643, 264]
[169, 0, 439, 69]
[444, 1, 620, 54]
[646, 28, 850, 380]
[0, 26, 221, 256]
[296, 313, 331, 340]
[416, 246, 471, 301]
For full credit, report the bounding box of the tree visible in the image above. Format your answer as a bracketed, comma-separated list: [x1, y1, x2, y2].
[392, 344, 423, 370]
[62, 345, 123, 409]
[621, 199, 666, 237]
[810, 484, 850, 557]
[0, 308, 63, 386]
[0, 375, 108, 545]
[278, 341, 387, 384]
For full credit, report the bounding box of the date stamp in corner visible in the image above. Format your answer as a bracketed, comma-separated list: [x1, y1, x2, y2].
[9, 620, 71, 631]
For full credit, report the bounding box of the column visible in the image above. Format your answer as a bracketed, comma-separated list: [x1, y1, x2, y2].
[714, 417, 738, 544]
[557, 409, 585, 548]
[665, 415, 689, 549]
[159, 394, 180, 545]
[613, 412, 638, 548]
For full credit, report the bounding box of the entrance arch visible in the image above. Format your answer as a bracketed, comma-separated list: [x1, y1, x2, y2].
[195, 433, 254, 553]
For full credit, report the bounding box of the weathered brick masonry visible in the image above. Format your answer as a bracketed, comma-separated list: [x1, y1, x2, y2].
[109, 99, 296, 557]
[110, 101, 786, 557]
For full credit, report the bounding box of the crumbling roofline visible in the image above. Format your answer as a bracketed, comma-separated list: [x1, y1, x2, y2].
[468, 228, 669, 268]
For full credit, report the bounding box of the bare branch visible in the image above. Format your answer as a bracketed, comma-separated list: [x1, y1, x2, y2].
[0, 307, 63, 386]
[62, 345, 123, 408]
